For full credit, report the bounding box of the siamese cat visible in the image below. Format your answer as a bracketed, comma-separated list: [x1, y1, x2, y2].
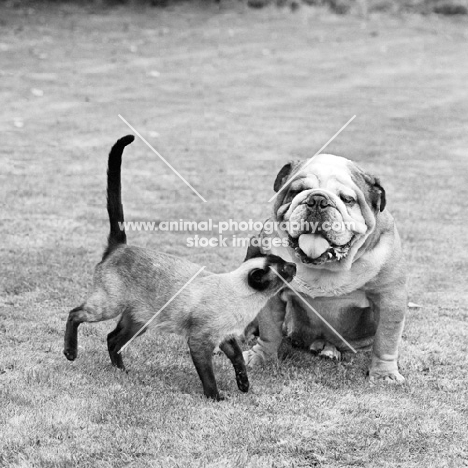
[64, 135, 296, 400]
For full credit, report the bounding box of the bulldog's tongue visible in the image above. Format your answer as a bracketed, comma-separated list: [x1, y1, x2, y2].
[298, 234, 331, 259]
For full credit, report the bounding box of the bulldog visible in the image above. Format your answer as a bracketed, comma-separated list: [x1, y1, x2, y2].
[243, 154, 407, 382]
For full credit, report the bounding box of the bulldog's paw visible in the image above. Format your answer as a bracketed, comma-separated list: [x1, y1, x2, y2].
[368, 370, 405, 384]
[309, 340, 341, 361]
[320, 343, 342, 361]
[368, 356, 405, 384]
[309, 339, 326, 354]
[243, 350, 265, 368]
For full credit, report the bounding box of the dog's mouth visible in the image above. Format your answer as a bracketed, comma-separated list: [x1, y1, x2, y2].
[288, 234, 354, 265]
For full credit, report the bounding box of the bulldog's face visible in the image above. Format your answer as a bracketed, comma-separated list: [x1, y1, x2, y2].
[273, 154, 386, 270]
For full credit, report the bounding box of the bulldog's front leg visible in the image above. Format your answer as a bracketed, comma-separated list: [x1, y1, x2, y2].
[368, 287, 407, 383]
[243, 293, 286, 367]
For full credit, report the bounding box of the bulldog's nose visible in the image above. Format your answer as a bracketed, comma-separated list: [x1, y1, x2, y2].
[307, 194, 331, 210]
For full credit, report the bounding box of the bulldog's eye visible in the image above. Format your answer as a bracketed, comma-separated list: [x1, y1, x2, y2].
[286, 189, 300, 201]
[340, 194, 356, 206]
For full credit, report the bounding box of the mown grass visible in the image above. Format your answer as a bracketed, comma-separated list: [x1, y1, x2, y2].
[1, 3, 467, 467]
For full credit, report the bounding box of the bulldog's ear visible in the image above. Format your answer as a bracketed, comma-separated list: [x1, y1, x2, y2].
[368, 176, 386, 212]
[273, 161, 301, 192]
[350, 164, 387, 213]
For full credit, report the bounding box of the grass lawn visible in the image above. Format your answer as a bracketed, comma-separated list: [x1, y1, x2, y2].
[1, 2, 467, 467]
